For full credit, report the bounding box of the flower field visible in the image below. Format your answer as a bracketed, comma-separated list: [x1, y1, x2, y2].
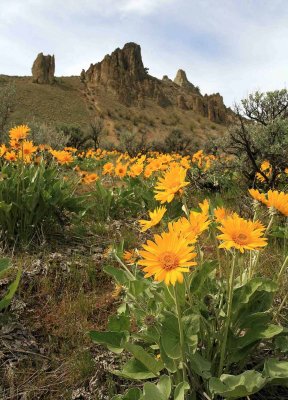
[0, 125, 287, 399]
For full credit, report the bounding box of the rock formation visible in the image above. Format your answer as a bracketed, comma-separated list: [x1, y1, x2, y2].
[82, 42, 231, 123]
[32, 53, 55, 84]
[174, 69, 200, 94]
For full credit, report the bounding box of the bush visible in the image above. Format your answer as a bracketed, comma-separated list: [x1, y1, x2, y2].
[0, 160, 86, 246]
[223, 89, 288, 188]
[27, 120, 69, 149]
[164, 129, 193, 153]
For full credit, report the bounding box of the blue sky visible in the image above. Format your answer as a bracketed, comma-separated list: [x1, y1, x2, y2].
[0, 0, 287, 106]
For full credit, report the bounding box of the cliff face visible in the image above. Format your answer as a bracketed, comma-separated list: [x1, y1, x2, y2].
[83, 42, 231, 124]
[83, 43, 170, 107]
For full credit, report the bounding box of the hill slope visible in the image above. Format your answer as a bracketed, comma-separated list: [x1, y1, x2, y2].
[1, 43, 232, 146]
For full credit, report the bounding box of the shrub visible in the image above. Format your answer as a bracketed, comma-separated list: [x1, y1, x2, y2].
[223, 89, 288, 188]
[0, 160, 86, 246]
[27, 120, 69, 149]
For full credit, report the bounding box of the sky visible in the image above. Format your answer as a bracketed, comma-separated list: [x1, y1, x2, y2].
[0, 0, 287, 107]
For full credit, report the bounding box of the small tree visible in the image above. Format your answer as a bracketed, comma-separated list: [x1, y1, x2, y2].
[164, 129, 193, 153]
[223, 89, 288, 187]
[59, 125, 90, 149]
[89, 118, 106, 149]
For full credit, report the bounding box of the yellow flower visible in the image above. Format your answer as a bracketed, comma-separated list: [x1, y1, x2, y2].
[4, 151, 17, 162]
[139, 206, 167, 232]
[139, 230, 197, 285]
[115, 163, 128, 178]
[123, 249, 139, 264]
[20, 141, 37, 161]
[51, 150, 73, 164]
[9, 125, 30, 141]
[82, 173, 99, 184]
[217, 214, 267, 253]
[169, 211, 210, 243]
[0, 144, 7, 156]
[214, 207, 235, 223]
[128, 163, 143, 178]
[248, 189, 267, 204]
[265, 190, 288, 217]
[103, 162, 114, 175]
[154, 165, 189, 203]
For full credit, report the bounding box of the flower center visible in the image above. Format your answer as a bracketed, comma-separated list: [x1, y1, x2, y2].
[234, 233, 248, 244]
[159, 251, 179, 271]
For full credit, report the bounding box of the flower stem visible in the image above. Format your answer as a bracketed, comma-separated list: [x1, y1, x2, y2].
[173, 285, 187, 382]
[277, 254, 288, 284]
[218, 251, 236, 376]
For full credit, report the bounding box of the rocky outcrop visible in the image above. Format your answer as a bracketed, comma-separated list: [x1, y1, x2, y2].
[83, 42, 231, 123]
[32, 53, 55, 84]
[174, 69, 200, 94]
[83, 43, 170, 107]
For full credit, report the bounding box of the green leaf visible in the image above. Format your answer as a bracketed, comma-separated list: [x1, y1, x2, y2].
[233, 324, 283, 349]
[103, 264, 133, 285]
[89, 330, 127, 353]
[159, 339, 177, 373]
[161, 312, 181, 359]
[210, 371, 267, 398]
[190, 261, 217, 294]
[0, 258, 11, 277]
[174, 382, 190, 400]
[182, 313, 200, 350]
[157, 375, 171, 399]
[125, 342, 164, 375]
[113, 358, 157, 380]
[0, 268, 21, 311]
[108, 314, 130, 332]
[189, 352, 211, 379]
[142, 382, 166, 400]
[111, 388, 142, 400]
[274, 335, 288, 352]
[263, 358, 288, 386]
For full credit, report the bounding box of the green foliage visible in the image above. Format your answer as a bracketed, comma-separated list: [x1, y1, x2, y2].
[0, 258, 21, 312]
[89, 244, 287, 398]
[222, 89, 288, 187]
[0, 160, 86, 245]
[88, 179, 157, 222]
[164, 129, 193, 153]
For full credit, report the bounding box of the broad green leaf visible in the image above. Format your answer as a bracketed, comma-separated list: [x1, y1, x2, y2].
[159, 339, 177, 373]
[0, 268, 21, 311]
[125, 342, 164, 375]
[174, 382, 190, 400]
[103, 264, 133, 285]
[114, 388, 142, 400]
[190, 261, 217, 294]
[142, 382, 166, 400]
[189, 352, 211, 379]
[232, 277, 277, 308]
[157, 375, 171, 399]
[113, 358, 157, 380]
[108, 314, 130, 332]
[233, 324, 283, 349]
[182, 313, 200, 350]
[210, 370, 267, 398]
[274, 335, 288, 352]
[263, 358, 288, 386]
[161, 312, 181, 359]
[89, 330, 127, 353]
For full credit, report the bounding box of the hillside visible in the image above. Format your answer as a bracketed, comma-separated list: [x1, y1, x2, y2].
[0, 43, 233, 146]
